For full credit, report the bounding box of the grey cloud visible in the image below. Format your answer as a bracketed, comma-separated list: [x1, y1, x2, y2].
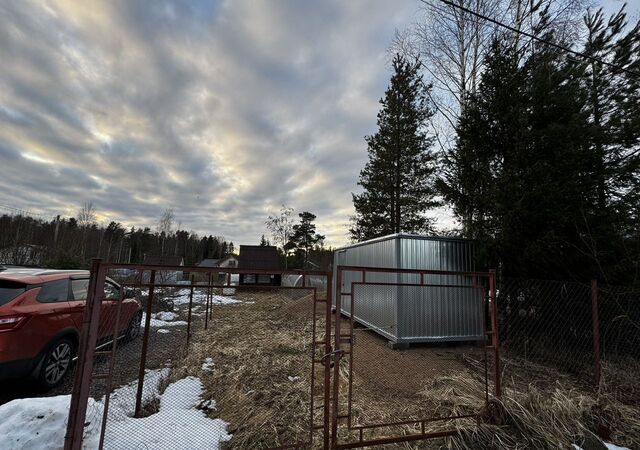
[0, 0, 418, 246]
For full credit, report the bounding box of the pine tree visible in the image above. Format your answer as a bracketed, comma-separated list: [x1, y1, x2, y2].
[289, 212, 325, 268]
[350, 54, 439, 241]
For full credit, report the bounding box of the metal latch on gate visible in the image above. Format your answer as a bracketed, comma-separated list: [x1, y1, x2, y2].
[321, 348, 344, 367]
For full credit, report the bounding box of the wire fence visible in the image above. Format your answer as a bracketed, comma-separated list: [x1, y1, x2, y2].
[598, 284, 640, 404]
[64, 264, 331, 450]
[497, 277, 640, 405]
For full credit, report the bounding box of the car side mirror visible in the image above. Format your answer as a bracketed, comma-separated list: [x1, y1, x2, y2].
[124, 288, 136, 299]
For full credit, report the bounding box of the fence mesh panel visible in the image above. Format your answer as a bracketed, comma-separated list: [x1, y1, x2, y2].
[332, 269, 497, 447]
[598, 284, 640, 405]
[497, 277, 640, 407]
[64, 265, 640, 449]
[75, 267, 330, 450]
[498, 278, 595, 390]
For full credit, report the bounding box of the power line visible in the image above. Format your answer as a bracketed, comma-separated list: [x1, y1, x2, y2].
[0, 204, 58, 219]
[422, 0, 640, 78]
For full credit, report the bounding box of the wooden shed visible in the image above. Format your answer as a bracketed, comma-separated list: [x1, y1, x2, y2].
[238, 245, 281, 286]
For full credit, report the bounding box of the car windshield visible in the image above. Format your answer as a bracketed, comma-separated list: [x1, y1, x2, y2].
[0, 280, 27, 306]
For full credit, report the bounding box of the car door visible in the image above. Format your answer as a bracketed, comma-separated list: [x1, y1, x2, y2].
[69, 278, 116, 340]
[68, 278, 89, 330]
[100, 281, 121, 339]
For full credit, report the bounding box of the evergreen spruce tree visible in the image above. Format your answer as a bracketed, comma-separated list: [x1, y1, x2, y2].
[289, 212, 325, 268]
[350, 54, 439, 241]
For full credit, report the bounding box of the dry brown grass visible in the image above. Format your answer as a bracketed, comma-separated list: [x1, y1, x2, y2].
[167, 290, 323, 449]
[151, 290, 639, 450]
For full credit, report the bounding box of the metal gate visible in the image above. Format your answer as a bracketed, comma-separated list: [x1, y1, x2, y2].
[64, 260, 332, 450]
[330, 266, 500, 448]
[64, 260, 499, 449]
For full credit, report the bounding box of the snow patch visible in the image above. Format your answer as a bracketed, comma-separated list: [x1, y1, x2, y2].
[0, 371, 231, 450]
[157, 329, 170, 334]
[155, 311, 179, 321]
[573, 443, 630, 450]
[172, 289, 241, 306]
[142, 312, 188, 328]
[0, 395, 102, 449]
[202, 357, 215, 372]
[105, 377, 231, 449]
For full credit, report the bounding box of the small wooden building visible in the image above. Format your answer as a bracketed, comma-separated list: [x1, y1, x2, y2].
[238, 245, 281, 286]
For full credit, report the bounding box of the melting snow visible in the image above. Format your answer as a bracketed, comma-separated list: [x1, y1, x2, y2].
[155, 311, 179, 321]
[202, 358, 215, 372]
[172, 289, 241, 306]
[573, 443, 630, 450]
[142, 312, 188, 328]
[0, 370, 231, 450]
[105, 377, 231, 449]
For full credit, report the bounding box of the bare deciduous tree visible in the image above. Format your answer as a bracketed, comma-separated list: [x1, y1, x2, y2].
[77, 202, 96, 260]
[157, 208, 175, 255]
[77, 202, 96, 228]
[265, 204, 294, 269]
[393, 0, 593, 148]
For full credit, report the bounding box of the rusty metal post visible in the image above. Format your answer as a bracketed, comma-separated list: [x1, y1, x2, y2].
[208, 271, 214, 321]
[489, 271, 501, 398]
[323, 272, 332, 450]
[204, 272, 211, 330]
[98, 287, 125, 450]
[591, 279, 601, 386]
[134, 270, 155, 417]
[65, 259, 106, 450]
[331, 267, 343, 449]
[186, 274, 195, 347]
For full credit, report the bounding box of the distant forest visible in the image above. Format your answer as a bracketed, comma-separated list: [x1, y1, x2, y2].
[0, 211, 234, 269]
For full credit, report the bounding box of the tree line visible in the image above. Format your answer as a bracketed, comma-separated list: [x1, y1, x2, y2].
[265, 205, 332, 270]
[0, 205, 234, 269]
[352, 3, 640, 284]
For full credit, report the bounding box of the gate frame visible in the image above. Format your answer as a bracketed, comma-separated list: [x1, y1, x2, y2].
[64, 259, 333, 450]
[331, 265, 500, 449]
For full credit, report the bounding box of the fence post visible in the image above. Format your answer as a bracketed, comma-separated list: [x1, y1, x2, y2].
[65, 259, 106, 450]
[134, 269, 155, 417]
[489, 270, 501, 398]
[591, 279, 601, 386]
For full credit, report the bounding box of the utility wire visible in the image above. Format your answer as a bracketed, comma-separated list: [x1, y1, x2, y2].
[422, 0, 640, 78]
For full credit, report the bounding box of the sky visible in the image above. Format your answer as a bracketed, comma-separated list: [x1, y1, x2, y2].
[0, 0, 638, 248]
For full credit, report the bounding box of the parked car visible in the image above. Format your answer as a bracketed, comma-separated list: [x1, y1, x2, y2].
[0, 267, 142, 388]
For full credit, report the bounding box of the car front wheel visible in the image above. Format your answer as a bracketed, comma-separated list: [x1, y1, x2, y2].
[124, 311, 143, 342]
[37, 337, 74, 389]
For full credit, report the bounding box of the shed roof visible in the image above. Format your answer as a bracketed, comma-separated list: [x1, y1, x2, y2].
[335, 233, 472, 251]
[238, 245, 280, 270]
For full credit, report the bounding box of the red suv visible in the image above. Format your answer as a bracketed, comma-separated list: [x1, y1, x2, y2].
[0, 267, 142, 388]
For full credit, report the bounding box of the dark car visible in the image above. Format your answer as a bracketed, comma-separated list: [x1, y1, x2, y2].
[0, 268, 142, 388]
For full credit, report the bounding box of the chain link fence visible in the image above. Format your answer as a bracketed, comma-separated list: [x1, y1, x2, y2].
[66, 264, 331, 450]
[598, 284, 640, 405]
[498, 277, 640, 406]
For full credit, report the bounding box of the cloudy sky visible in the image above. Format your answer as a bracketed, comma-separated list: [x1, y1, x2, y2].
[0, 0, 637, 247]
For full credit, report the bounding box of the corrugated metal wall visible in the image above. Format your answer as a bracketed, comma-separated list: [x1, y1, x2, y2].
[334, 236, 399, 341]
[334, 234, 484, 344]
[396, 237, 482, 342]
